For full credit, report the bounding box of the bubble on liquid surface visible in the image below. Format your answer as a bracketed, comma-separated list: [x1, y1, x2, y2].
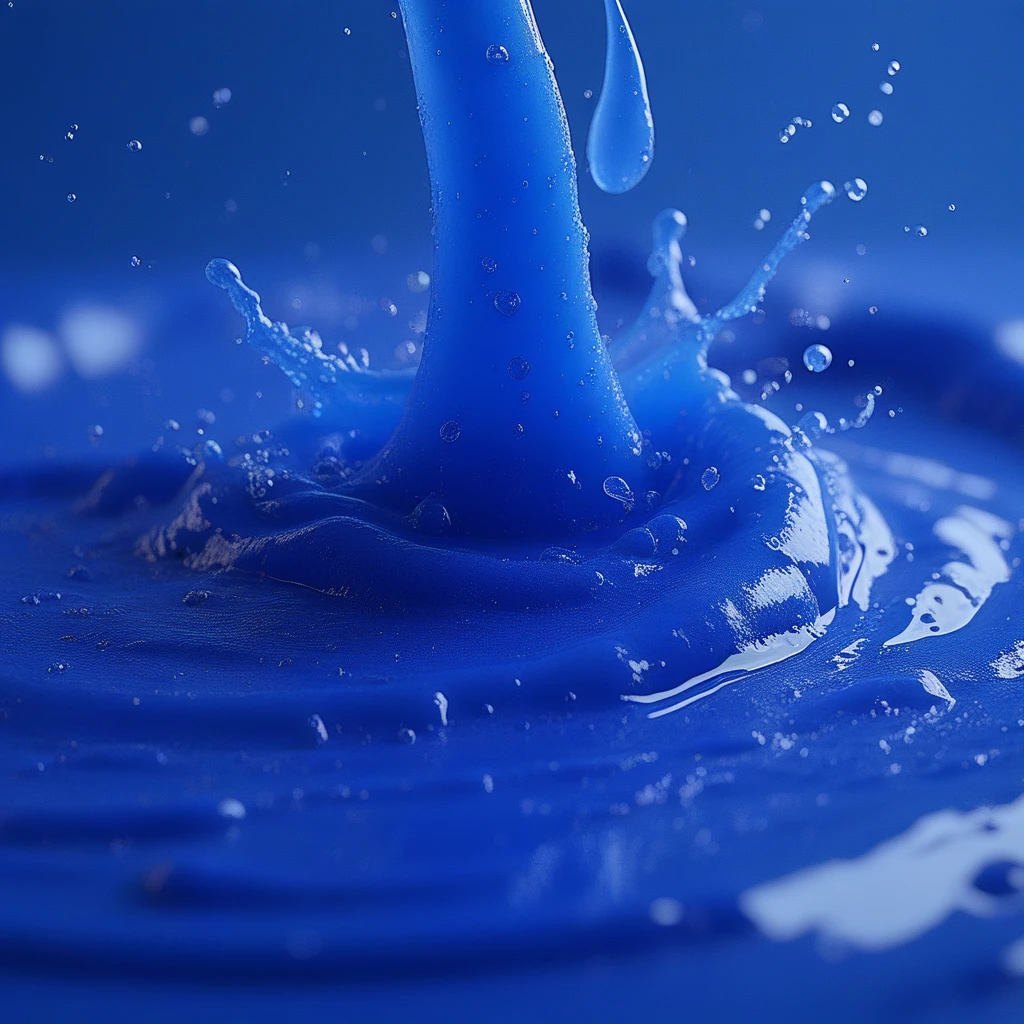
[493, 290, 521, 316]
[410, 495, 452, 535]
[480, 256, 497, 274]
[831, 103, 850, 123]
[439, 419, 461, 443]
[127, 139, 142, 152]
[485, 44, 509, 65]
[602, 475, 635, 511]
[868, 109, 884, 126]
[803, 343, 833, 373]
[507, 356, 530, 380]
[586, 0, 655, 194]
[887, 60, 901, 76]
[701, 466, 720, 491]
[647, 513, 687, 553]
[844, 178, 868, 202]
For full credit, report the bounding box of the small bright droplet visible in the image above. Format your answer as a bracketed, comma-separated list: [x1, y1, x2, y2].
[485, 44, 509, 65]
[802, 343, 833, 373]
[130, 255, 142, 267]
[887, 60, 901, 76]
[127, 139, 142, 152]
[213, 86, 232, 105]
[587, 0, 655, 194]
[879, 82, 894, 95]
[701, 467, 720, 491]
[493, 289, 521, 316]
[914, 224, 928, 237]
[831, 103, 850, 123]
[868, 109, 884, 126]
[66, 192, 76, 203]
[406, 270, 430, 293]
[869, 305, 879, 314]
[871, 42, 880, 52]
[439, 420, 461, 443]
[844, 177, 868, 201]
[948, 203, 956, 212]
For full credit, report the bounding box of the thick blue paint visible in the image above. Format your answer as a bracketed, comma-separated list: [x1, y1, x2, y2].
[0, 1, 1022, 1021]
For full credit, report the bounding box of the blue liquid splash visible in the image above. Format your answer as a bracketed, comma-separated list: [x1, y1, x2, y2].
[587, 0, 655, 194]
[2, 1, 1023, 1015]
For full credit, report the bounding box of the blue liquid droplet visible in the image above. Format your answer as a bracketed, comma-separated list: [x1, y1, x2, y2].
[493, 289, 521, 316]
[602, 475, 635, 511]
[803, 343, 833, 373]
[439, 420, 461, 444]
[507, 356, 530, 380]
[587, 0, 654, 195]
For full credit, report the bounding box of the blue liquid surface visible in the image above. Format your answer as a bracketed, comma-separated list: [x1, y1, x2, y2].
[1, 3, 1023, 1021]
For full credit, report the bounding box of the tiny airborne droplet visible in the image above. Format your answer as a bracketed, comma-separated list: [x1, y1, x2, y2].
[803, 343, 833, 373]
[844, 178, 868, 202]
[493, 289, 521, 316]
[831, 103, 850, 123]
[507, 356, 530, 380]
[439, 420, 461, 443]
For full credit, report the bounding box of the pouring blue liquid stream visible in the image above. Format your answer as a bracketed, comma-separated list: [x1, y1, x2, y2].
[2, 0, 1024, 1013]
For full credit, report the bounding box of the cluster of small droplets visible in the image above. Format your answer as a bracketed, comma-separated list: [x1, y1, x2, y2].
[778, 115, 812, 143]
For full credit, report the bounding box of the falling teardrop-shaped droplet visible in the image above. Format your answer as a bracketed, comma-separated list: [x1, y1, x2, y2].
[586, 0, 654, 195]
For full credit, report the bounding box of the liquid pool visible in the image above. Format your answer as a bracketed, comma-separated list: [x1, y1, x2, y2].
[1, 2, 1023, 1021]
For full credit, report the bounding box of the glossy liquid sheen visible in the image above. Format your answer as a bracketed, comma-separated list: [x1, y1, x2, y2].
[1, 2, 1023, 1018]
